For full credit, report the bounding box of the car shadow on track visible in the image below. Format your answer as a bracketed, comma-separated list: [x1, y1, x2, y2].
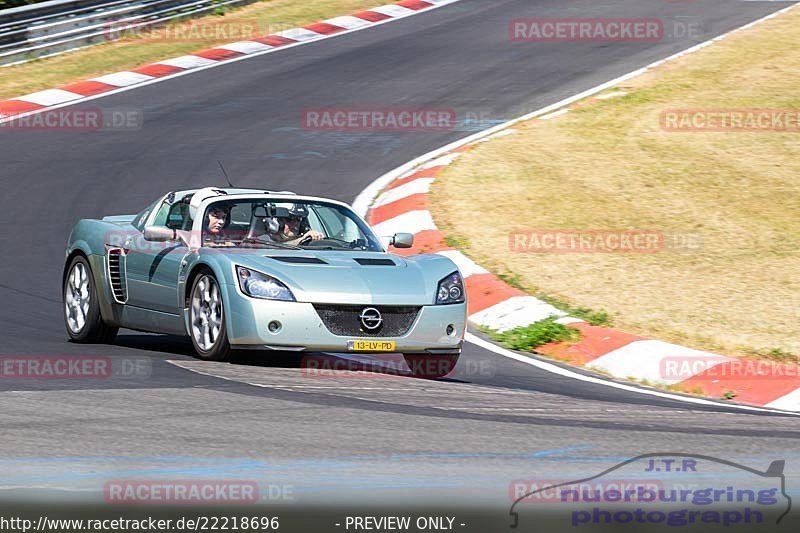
[114, 333, 469, 381]
[113, 333, 198, 358]
[233, 351, 469, 383]
[115, 334, 305, 368]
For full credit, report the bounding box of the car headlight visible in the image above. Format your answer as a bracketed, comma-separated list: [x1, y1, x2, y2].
[436, 271, 465, 305]
[236, 266, 295, 301]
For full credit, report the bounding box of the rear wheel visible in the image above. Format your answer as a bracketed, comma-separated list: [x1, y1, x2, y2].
[403, 353, 460, 379]
[189, 272, 231, 361]
[64, 255, 118, 343]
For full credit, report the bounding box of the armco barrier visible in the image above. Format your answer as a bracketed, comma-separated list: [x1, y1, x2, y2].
[0, 0, 257, 65]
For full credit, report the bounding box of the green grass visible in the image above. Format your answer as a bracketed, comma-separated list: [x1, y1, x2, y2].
[534, 293, 612, 327]
[431, 5, 800, 360]
[444, 234, 469, 249]
[665, 384, 705, 397]
[496, 272, 524, 290]
[754, 348, 800, 365]
[497, 268, 612, 327]
[483, 317, 581, 352]
[626, 378, 706, 397]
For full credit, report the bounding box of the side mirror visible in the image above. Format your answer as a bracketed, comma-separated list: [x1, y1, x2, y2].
[391, 233, 414, 249]
[143, 225, 176, 242]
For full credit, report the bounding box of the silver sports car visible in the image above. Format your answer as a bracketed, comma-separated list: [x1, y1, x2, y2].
[63, 188, 467, 377]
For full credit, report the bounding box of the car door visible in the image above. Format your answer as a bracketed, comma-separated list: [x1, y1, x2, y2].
[123, 195, 190, 315]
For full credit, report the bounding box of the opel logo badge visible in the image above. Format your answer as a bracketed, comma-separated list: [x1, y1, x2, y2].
[359, 307, 383, 331]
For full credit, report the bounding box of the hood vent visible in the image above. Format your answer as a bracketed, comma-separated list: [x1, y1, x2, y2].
[354, 258, 396, 266]
[268, 256, 327, 265]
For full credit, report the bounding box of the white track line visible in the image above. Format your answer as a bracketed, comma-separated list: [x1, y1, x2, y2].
[323, 15, 372, 30]
[466, 333, 799, 416]
[587, 340, 730, 386]
[91, 71, 154, 87]
[468, 297, 565, 332]
[766, 389, 800, 411]
[216, 41, 274, 54]
[0, 0, 465, 126]
[372, 177, 434, 207]
[371, 209, 436, 236]
[434, 249, 488, 278]
[354, 3, 800, 414]
[352, 2, 799, 217]
[275, 28, 325, 42]
[157, 55, 218, 69]
[370, 5, 417, 17]
[16, 89, 83, 106]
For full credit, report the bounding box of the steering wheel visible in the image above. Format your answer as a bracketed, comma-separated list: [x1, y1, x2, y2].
[299, 235, 314, 246]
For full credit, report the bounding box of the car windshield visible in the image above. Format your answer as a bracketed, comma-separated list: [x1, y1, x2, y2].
[200, 198, 383, 251]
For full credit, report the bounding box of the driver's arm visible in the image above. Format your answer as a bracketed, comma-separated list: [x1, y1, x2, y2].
[286, 230, 324, 246]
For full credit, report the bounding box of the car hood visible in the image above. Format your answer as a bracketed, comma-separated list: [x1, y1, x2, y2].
[228, 250, 458, 305]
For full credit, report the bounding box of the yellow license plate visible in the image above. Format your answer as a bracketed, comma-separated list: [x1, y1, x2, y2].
[347, 340, 396, 352]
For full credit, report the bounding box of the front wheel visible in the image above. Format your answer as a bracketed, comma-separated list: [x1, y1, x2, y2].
[64, 255, 118, 343]
[189, 272, 231, 361]
[403, 354, 460, 379]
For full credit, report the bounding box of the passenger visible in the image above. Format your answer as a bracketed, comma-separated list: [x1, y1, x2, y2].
[206, 205, 230, 236]
[203, 204, 236, 246]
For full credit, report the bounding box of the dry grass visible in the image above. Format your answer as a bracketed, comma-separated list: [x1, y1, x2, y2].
[0, 0, 387, 100]
[431, 7, 800, 359]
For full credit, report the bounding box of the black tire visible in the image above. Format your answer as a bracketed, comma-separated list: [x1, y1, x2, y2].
[64, 255, 118, 344]
[403, 353, 460, 379]
[188, 271, 231, 362]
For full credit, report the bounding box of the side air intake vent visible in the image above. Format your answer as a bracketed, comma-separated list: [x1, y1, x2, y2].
[268, 256, 328, 265]
[354, 258, 396, 266]
[106, 248, 127, 304]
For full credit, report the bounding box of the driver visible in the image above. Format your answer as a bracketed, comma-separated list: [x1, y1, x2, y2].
[268, 204, 324, 246]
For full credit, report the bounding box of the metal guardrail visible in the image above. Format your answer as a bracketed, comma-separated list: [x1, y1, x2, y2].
[0, 0, 258, 66]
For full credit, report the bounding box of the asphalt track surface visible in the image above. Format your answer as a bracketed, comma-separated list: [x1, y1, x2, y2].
[1, 0, 799, 523]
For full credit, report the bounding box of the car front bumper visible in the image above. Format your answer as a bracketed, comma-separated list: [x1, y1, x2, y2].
[221, 288, 467, 353]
